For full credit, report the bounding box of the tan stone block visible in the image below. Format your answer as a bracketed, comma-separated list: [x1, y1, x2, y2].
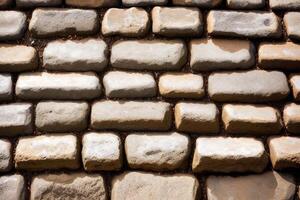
[284, 103, 300, 134]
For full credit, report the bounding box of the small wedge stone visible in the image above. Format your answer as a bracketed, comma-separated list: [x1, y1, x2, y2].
[0, 139, 11, 172]
[159, 73, 204, 99]
[284, 12, 300, 40]
[0, 175, 25, 200]
[102, 8, 149, 37]
[0, 11, 26, 40]
[66, 0, 118, 7]
[82, 132, 122, 171]
[43, 39, 108, 71]
[290, 75, 300, 101]
[0, 74, 12, 101]
[172, 0, 221, 7]
[125, 132, 190, 171]
[15, 134, 79, 170]
[122, 0, 167, 6]
[227, 0, 265, 9]
[284, 103, 300, 134]
[16, 0, 62, 7]
[175, 102, 219, 134]
[270, 0, 300, 10]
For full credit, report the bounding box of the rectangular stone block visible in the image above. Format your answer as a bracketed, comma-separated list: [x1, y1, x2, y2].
[284, 12, 300, 40]
[15, 134, 79, 170]
[0, 11, 26, 40]
[283, 103, 300, 134]
[122, 0, 167, 6]
[172, 0, 221, 7]
[0, 175, 25, 200]
[0, 74, 12, 101]
[227, 0, 265, 9]
[66, 0, 118, 7]
[290, 75, 300, 101]
[16, 72, 101, 100]
[270, 0, 300, 10]
[16, 0, 62, 7]
[193, 137, 268, 173]
[91, 100, 172, 131]
[208, 70, 290, 102]
[111, 40, 187, 71]
[0, 139, 11, 172]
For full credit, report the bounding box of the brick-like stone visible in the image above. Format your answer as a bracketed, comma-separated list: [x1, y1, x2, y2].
[0, 175, 25, 200]
[172, 0, 221, 7]
[43, 39, 108, 72]
[29, 9, 99, 38]
[284, 103, 300, 134]
[207, 11, 281, 38]
[270, 0, 300, 10]
[16, 0, 62, 7]
[284, 12, 300, 40]
[0, 0, 12, 8]
[290, 75, 300, 101]
[66, 0, 118, 7]
[82, 132, 122, 171]
[103, 71, 156, 98]
[125, 132, 190, 171]
[122, 0, 167, 6]
[269, 136, 300, 169]
[193, 137, 267, 173]
[0, 103, 32, 137]
[0, 74, 12, 101]
[36, 101, 89, 132]
[0, 11, 26, 40]
[159, 73, 204, 99]
[16, 72, 101, 100]
[91, 101, 172, 131]
[259, 42, 300, 70]
[207, 171, 296, 200]
[111, 40, 187, 71]
[222, 104, 282, 135]
[0, 45, 38, 72]
[175, 102, 219, 134]
[227, 0, 265, 9]
[190, 39, 255, 71]
[15, 134, 79, 170]
[208, 70, 289, 102]
[152, 7, 202, 37]
[31, 173, 106, 200]
[102, 8, 149, 37]
[112, 172, 199, 200]
[0, 139, 11, 172]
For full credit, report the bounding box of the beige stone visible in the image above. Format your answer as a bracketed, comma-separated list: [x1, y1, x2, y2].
[122, 0, 167, 6]
[0, 139, 11, 172]
[17, 0, 62, 7]
[227, 0, 265, 9]
[270, 0, 300, 9]
[0, 175, 25, 200]
[284, 12, 300, 40]
[284, 103, 300, 134]
[0, 11, 26, 40]
[66, 0, 118, 7]
[290, 75, 300, 101]
[172, 0, 221, 7]
[0, 74, 12, 101]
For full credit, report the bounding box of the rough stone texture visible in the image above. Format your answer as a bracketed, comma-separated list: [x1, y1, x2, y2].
[103, 71, 156, 98]
[111, 172, 199, 200]
[270, 0, 300, 10]
[16, 72, 101, 100]
[193, 137, 268, 173]
[0, 139, 11, 172]
[66, 0, 118, 7]
[290, 75, 300, 101]
[207, 11, 281, 38]
[259, 42, 300, 70]
[125, 132, 190, 171]
[15, 134, 79, 170]
[172, 0, 221, 7]
[91, 101, 172, 131]
[284, 12, 300, 40]
[284, 103, 300, 134]
[16, 0, 62, 7]
[35, 101, 89, 132]
[222, 104, 282, 135]
[0, 45, 38, 72]
[208, 70, 290, 102]
[190, 39, 255, 71]
[152, 7, 202, 37]
[207, 171, 296, 200]
[0, 0, 12, 8]
[0, 74, 12, 101]
[175, 102, 219, 133]
[111, 40, 187, 71]
[31, 173, 106, 200]
[227, 0, 265, 9]
[29, 9, 99, 38]
[0, 175, 25, 200]
[122, 0, 167, 6]
[102, 8, 149, 37]
[158, 73, 204, 99]
[82, 132, 122, 171]
[0, 11, 26, 40]
[43, 39, 108, 71]
[0, 103, 32, 137]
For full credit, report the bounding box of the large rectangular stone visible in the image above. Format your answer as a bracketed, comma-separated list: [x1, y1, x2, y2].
[0, 139, 11, 172]
[16, 72, 101, 100]
[208, 70, 289, 102]
[0, 74, 12, 101]
[91, 101, 172, 131]
[284, 103, 300, 134]
[66, 0, 118, 7]
[0, 11, 26, 40]
[270, 0, 300, 10]
[0, 175, 25, 200]
[16, 0, 62, 7]
[172, 0, 221, 7]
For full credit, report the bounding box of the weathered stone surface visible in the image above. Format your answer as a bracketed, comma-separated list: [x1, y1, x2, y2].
[270, 0, 300, 10]
[29, 9, 99, 38]
[193, 137, 267, 173]
[227, 0, 265, 9]
[122, 0, 167, 6]
[207, 171, 296, 200]
[111, 40, 187, 71]
[152, 7, 202, 37]
[91, 101, 172, 131]
[208, 70, 289, 102]
[0, 139, 11, 172]
[103, 71, 156, 98]
[207, 11, 281, 38]
[222, 104, 282, 135]
[125, 132, 190, 171]
[284, 12, 300, 40]
[175, 102, 219, 133]
[0, 0, 12, 8]
[16, 0, 62, 7]
[0, 11, 26, 40]
[0, 74, 12, 101]
[190, 39, 255, 71]
[0, 45, 38, 72]
[290, 75, 300, 101]
[159, 73, 204, 99]
[43, 39, 108, 71]
[15, 134, 79, 170]
[0, 175, 25, 200]
[172, 0, 221, 7]
[259, 42, 300, 70]
[102, 8, 149, 37]
[269, 136, 300, 169]
[111, 172, 199, 200]
[284, 103, 300, 134]
[36, 101, 89, 132]
[31, 173, 106, 200]
[66, 0, 118, 7]
[82, 132, 122, 171]
[0, 103, 32, 137]
[16, 72, 101, 100]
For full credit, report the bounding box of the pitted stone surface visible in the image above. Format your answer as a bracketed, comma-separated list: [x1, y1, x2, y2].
[284, 103, 300, 134]
[0, 175, 25, 200]
[0, 139, 11, 172]
[16, 0, 62, 7]
[0, 74, 12, 101]
[172, 0, 221, 7]
[0, 11, 26, 40]
[66, 0, 118, 7]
